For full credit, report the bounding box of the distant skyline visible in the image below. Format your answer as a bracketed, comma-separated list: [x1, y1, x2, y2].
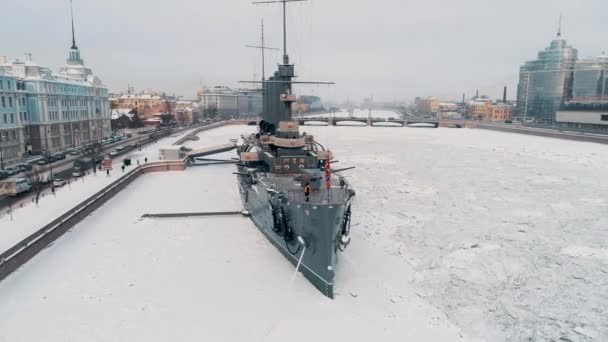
[2, 0, 607, 103]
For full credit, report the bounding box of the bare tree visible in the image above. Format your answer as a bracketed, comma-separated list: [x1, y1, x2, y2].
[162, 99, 176, 125]
[26, 166, 46, 206]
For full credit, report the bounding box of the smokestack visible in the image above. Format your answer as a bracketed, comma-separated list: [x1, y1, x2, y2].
[503, 86, 507, 103]
[462, 93, 465, 105]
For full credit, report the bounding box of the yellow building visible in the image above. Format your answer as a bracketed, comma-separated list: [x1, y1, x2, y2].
[467, 99, 514, 121]
[416, 97, 440, 115]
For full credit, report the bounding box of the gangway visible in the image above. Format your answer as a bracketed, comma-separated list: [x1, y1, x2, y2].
[187, 143, 236, 158]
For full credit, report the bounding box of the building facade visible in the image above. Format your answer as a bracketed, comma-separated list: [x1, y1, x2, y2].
[467, 97, 514, 122]
[174, 100, 200, 124]
[415, 97, 440, 115]
[197, 86, 262, 119]
[556, 55, 608, 129]
[4, 51, 110, 154]
[572, 54, 608, 101]
[516, 32, 578, 122]
[236, 89, 263, 117]
[556, 102, 608, 129]
[110, 90, 167, 119]
[198, 86, 237, 119]
[0, 50, 110, 158]
[0, 70, 27, 167]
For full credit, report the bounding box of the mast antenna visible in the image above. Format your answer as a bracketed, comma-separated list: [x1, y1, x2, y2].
[557, 13, 562, 38]
[252, 0, 307, 65]
[246, 19, 279, 82]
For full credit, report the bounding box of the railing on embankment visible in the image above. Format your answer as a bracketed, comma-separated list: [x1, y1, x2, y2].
[474, 123, 608, 145]
[174, 120, 256, 145]
[0, 159, 187, 282]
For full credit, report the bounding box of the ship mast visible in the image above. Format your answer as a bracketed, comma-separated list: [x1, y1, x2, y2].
[243, 0, 333, 125]
[253, 0, 307, 65]
[246, 20, 279, 82]
[246, 20, 279, 116]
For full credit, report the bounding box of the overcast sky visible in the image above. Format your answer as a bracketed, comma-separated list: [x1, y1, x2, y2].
[3, 0, 607, 103]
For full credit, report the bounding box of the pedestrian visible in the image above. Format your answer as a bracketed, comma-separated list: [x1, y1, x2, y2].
[145, 157, 148, 164]
[137, 159, 140, 165]
[304, 182, 311, 202]
[121, 165, 125, 173]
[106, 169, 110, 177]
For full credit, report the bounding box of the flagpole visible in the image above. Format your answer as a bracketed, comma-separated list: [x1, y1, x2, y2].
[325, 152, 331, 202]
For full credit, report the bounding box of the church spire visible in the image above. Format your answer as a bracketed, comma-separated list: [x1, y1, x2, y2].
[70, 0, 78, 49]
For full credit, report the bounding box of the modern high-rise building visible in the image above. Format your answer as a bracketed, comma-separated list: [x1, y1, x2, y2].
[556, 53, 608, 129]
[572, 53, 608, 101]
[516, 26, 578, 122]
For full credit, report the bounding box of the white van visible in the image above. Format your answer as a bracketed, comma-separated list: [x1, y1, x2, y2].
[0, 178, 32, 197]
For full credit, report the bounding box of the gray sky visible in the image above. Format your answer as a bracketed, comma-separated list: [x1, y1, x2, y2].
[3, 0, 607, 103]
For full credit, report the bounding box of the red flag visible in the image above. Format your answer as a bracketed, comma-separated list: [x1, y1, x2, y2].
[325, 155, 331, 189]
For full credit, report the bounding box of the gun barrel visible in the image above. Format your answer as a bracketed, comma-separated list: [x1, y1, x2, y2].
[333, 166, 356, 173]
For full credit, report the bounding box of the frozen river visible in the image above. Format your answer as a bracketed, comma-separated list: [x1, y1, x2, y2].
[0, 124, 607, 341]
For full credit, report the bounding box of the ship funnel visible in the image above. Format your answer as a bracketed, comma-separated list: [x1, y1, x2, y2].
[259, 120, 276, 135]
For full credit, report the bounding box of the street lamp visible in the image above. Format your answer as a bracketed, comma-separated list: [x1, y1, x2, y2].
[44, 126, 55, 194]
[0, 131, 5, 170]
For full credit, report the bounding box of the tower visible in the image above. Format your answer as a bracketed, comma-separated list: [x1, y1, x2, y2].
[516, 16, 578, 121]
[67, 0, 83, 66]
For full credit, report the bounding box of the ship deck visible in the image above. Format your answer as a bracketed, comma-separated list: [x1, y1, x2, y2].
[268, 174, 349, 205]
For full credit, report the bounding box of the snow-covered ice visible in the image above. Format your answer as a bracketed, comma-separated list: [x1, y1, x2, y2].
[1, 124, 607, 341]
[0, 127, 469, 341]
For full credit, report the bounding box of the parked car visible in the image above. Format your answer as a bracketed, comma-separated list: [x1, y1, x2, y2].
[52, 178, 67, 187]
[116, 145, 126, 151]
[4, 167, 21, 176]
[69, 149, 80, 155]
[109, 150, 119, 157]
[15, 163, 32, 172]
[0, 171, 8, 180]
[52, 153, 66, 161]
[26, 156, 44, 166]
[72, 169, 83, 178]
[37, 158, 49, 165]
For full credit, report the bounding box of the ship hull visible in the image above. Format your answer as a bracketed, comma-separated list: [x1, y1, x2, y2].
[238, 175, 346, 298]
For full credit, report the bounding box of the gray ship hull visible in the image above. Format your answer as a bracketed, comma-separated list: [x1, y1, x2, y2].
[237, 174, 346, 298]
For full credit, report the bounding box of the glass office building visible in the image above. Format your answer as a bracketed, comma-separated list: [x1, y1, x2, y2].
[573, 54, 608, 101]
[516, 37, 578, 122]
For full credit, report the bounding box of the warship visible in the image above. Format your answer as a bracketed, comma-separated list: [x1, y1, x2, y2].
[236, 0, 355, 298]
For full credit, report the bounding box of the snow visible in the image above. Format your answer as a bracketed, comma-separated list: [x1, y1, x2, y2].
[1, 124, 608, 341]
[0, 127, 202, 254]
[0, 138, 469, 342]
